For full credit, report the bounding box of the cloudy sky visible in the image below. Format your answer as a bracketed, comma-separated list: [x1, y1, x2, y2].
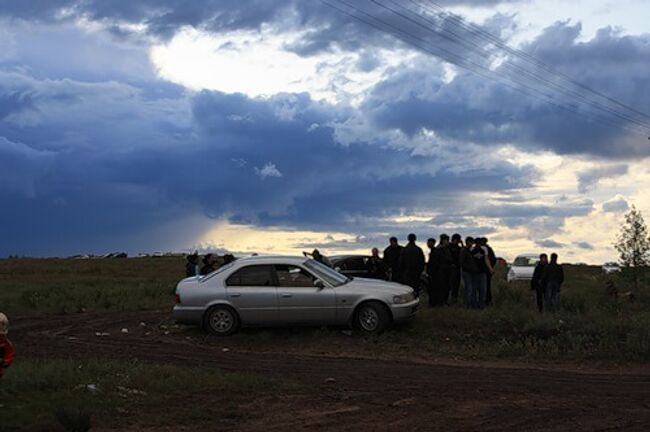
[1, 0, 649, 263]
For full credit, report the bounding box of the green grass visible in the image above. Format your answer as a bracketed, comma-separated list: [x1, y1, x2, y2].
[0, 257, 183, 316]
[1, 258, 649, 363]
[0, 357, 275, 432]
[369, 266, 650, 362]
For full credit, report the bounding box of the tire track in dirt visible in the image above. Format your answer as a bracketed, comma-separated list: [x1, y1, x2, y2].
[12, 311, 650, 432]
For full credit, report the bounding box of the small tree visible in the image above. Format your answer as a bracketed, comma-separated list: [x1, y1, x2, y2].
[615, 205, 650, 291]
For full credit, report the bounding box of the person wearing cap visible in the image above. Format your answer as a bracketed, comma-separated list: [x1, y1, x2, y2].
[0, 313, 16, 379]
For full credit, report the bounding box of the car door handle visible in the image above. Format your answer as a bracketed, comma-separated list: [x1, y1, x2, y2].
[229, 293, 242, 298]
[281, 293, 293, 298]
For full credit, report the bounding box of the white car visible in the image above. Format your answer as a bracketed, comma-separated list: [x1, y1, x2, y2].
[173, 256, 419, 335]
[602, 262, 621, 274]
[507, 254, 540, 282]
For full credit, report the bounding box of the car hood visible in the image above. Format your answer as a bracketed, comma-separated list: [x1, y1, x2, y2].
[342, 277, 414, 295]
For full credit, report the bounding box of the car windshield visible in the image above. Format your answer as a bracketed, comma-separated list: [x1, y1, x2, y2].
[513, 256, 538, 267]
[304, 259, 350, 287]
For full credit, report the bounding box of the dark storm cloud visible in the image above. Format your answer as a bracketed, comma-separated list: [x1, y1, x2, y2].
[602, 196, 629, 213]
[536, 239, 565, 249]
[0, 0, 525, 61]
[576, 164, 628, 193]
[0, 67, 535, 256]
[363, 23, 650, 158]
[575, 241, 594, 250]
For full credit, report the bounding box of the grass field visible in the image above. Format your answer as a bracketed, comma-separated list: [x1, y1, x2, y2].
[2, 258, 650, 431]
[0, 357, 277, 431]
[1, 257, 649, 363]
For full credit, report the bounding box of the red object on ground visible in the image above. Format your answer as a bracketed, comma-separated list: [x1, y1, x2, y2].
[0, 335, 15, 378]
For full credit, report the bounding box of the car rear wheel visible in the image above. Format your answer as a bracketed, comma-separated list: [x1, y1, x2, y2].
[355, 302, 391, 334]
[204, 306, 240, 336]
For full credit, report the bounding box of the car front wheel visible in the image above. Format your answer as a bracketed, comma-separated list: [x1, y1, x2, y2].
[204, 305, 240, 336]
[355, 302, 391, 334]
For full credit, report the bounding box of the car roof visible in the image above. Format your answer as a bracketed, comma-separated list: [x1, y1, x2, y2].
[233, 255, 310, 265]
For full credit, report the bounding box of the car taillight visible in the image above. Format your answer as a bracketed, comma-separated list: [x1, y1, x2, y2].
[175, 293, 181, 304]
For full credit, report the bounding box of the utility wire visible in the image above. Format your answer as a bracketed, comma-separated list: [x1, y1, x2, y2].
[412, 0, 650, 126]
[371, 0, 650, 132]
[320, 0, 649, 136]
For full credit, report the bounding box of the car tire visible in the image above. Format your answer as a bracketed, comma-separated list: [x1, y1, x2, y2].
[203, 305, 241, 336]
[354, 301, 391, 334]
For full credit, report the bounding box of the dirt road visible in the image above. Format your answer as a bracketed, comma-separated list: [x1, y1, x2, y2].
[12, 311, 650, 431]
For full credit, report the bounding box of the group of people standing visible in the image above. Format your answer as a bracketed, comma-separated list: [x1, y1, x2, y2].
[531, 253, 565, 313]
[185, 252, 236, 277]
[382, 234, 497, 309]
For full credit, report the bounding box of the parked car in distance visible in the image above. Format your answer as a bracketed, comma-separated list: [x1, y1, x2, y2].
[602, 262, 621, 274]
[330, 255, 379, 279]
[173, 256, 419, 335]
[507, 254, 539, 282]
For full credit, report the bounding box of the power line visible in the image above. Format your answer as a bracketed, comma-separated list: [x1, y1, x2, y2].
[411, 0, 650, 126]
[370, 0, 650, 132]
[320, 0, 650, 137]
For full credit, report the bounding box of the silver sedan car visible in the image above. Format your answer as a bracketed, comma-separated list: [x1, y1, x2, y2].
[173, 256, 419, 335]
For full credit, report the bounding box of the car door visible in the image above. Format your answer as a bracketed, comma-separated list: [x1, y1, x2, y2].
[274, 264, 337, 324]
[225, 265, 278, 324]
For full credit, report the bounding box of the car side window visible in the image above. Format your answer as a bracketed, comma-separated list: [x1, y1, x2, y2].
[275, 265, 315, 287]
[346, 258, 367, 271]
[226, 265, 274, 287]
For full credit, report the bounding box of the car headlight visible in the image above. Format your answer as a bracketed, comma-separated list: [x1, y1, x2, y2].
[393, 293, 415, 304]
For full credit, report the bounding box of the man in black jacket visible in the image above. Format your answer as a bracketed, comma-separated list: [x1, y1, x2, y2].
[460, 237, 478, 308]
[434, 234, 453, 306]
[399, 233, 425, 293]
[483, 238, 497, 305]
[542, 253, 564, 312]
[185, 252, 200, 277]
[367, 248, 388, 280]
[531, 254, 548, 313]
[449, 234, 463, 304]
[426, 238, 437, 307]
[383, 237, 403, 282]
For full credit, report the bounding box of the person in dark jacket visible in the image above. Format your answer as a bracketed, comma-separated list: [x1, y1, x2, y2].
[383, 237, 403, 282]
[426, 238, 438, 307]
[399, 233, 425, 293]
[304, 249, 332, 268]
[200, 253, 217, 276]
[472, 238, 494, 309]
[531, 254, 548, 313]
[542, 253, 564, 312]
[185, 252, 200, 277]
[483, 238, 497, 305]
[367, 248, 387, 280]
[448, 233, 463, 303]
[434, 234, 453, 306]
[460, 237, 479, 308]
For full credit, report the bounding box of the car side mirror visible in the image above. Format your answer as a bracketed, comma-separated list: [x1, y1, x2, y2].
[334, 266, 341, 272]
[314, 279, 325, 289]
